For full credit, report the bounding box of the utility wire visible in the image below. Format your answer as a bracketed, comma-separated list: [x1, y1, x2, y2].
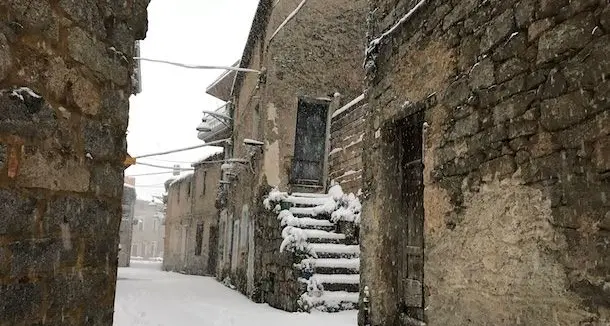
[134, 57, 261, 73]
[134, 139, 229, 159]
[136, 161, 194, 170]
[126, 171, 177, 177]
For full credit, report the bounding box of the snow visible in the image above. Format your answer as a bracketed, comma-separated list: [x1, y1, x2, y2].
[114, 261, 357, 326]
[329, 147, 342, 156]
[278, 210, 333, 228]
[298, 258, 360, 270]
[169, 172, 194, 187]
[299, 291, 359, 311]
[283, 195, 331, 206]
[308, 243, 360, 256]
[367, 0, 428, 54]
[301, 229, 346, 240]
[311, 274, 359, 284]
[280, 226, 315, 256]
[332, 93, 365, 118]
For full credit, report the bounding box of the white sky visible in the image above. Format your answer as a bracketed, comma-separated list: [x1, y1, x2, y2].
[126, 0, 259, 200]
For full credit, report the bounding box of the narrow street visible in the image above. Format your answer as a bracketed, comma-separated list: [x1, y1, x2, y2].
[113, 261, 357, 326]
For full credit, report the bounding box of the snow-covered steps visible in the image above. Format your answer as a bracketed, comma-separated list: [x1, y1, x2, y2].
[299, 291, 359, 312]
[265, 186, 361, 312]
[309, 243, 360, 259]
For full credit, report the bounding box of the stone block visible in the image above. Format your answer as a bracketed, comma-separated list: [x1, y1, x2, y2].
[68, 27, 128, 85]
[508, 119, 538, 139]
[90, 163, 123, 198]
[514, 0, 536, 28]
[0, 189, 37, 236]
[443, 78, 470, 108]
[59, 0, 106, 39]
[492, 90, 536, 123]
[449, 112, 480, 140]
[602, 5, 610, 31]
[540, 91, 591, 131]
[476, 74, 526, 108]
[17, 146, 90, 192]
[443, 0, 480, 30]
[496, 58, 529, 83]
[563, 36, 610, 91]
[528, 18, 554, 42]
[526, 69, 548, 90]
[491, 32, 526, 62]
[458, 37, 479, 74]
[9, 239, 64, 277]
[0, 88, 58, 140]
[71, 75, 101, 115]
[537, 13, 595, 63]
[0, 33, 12, 82]
[540, 69, 567, 99]
[44, 57, 77, 101]
[0, 283, 43, 321]
[469, 59, 495, 90]
[593, 136, 610, 173]
[480, 9, 514, 54]
[83, 119, 121, 160]
[480, 155, 516, 181]
[538, 0, 569, 18]
[6, 0, 55, 33]
[45, 195, 117, 237]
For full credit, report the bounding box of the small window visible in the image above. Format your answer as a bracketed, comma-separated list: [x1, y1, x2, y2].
[202, 171, 207, 197]
[187, 181, 192, 197]
[153, 219, 159, 232]
[138, 219, 144, 231]
[195, 223, 204, 256]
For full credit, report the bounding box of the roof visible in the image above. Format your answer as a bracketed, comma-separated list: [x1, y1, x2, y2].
[206, 61, 240, 101]
[169, 172, 194, 188]
[192, 151, 225, 167]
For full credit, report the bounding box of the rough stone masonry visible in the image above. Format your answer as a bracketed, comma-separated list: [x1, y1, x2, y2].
[362, 0, 610, 325]
[0, 1, 148, 324]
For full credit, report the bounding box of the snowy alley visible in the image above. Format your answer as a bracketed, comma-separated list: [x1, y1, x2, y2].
[113, 261, 357, 326]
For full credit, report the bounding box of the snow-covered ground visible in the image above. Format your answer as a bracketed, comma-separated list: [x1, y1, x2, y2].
[114, 261, 357, 326]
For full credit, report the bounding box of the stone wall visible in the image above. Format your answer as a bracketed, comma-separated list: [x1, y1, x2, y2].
[361, 0, 609, 325]
[118, 184, 136, 267]
[0, 1, 148, 324]
[329, 103, 366, 193]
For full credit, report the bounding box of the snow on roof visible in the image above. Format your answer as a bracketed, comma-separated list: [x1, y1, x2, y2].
[192, 149, 224, 166]
[169, 172, 194, 187]
[124, 183, 135, 189]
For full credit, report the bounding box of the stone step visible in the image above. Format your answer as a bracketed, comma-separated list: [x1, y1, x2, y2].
[312, 273, 359, 292]
[299, 291, 359, 312]
[299, 258, 360, 275]
[287, 217, 335, 231]
[309, 243, 359, 259]
[289, 207, 332, 219]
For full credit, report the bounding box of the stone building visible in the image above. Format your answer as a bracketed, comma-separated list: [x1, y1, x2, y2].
[163, 153, 223, 275]
[0, 1, 148, 324]
[360, 0, 610, 325]
[198, 0, 368, 312]
[119, 183, 137, 267]
[131, 199, 165, 260]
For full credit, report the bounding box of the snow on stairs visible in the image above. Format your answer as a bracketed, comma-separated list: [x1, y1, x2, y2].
[276, 192, 360, 312]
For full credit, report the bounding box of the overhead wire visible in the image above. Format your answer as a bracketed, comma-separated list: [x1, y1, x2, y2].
[133, 138, 229, 159]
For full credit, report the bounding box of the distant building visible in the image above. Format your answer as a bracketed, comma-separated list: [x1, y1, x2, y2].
[163, 152, 223, 275]
[119, 183, 137, 267]
[131, 199, 165, 260]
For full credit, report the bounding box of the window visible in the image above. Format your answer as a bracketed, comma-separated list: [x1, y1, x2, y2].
[201, 171, 207, 197]
[131, 243, 139, 256]
[137, 219, 144, 231]
[253, 104, 261, 140]
[151, 241, 158, 257]
[195, 223, 204, 256]
[187, 181, 192, 197]
[153, 219, 159, 232]
[291, 98, 330, 185]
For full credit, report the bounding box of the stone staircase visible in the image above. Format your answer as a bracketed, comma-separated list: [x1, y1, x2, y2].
[264, 188, 361, 312]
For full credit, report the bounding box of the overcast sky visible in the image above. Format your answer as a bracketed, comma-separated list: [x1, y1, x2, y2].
[126, 0, 259, 200]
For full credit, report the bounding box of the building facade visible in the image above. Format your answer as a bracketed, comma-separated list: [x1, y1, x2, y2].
[198, 0, 369, 312]
[360, 1, 610, 325]
[131, 199, 165, 260]
[119, 184, 137, 267]
[163, 153, 223, 275]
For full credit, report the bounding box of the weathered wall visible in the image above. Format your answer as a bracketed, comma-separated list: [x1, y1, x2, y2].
[362, 0, 610, 325]
[222, 0, 368, 305]
[163, 158, 222, 275]
[0, 1, 148, 324]
[329, 103, 366, 193]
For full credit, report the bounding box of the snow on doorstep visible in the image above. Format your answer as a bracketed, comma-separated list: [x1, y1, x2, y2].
[308, 243, 360, 255]
[299, 258, 360, 270]
[311, 274, 360, 284]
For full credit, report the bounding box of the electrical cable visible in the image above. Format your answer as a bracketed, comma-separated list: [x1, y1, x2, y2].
[133, 138, 229, 159]
[134, 57, 261, 73]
